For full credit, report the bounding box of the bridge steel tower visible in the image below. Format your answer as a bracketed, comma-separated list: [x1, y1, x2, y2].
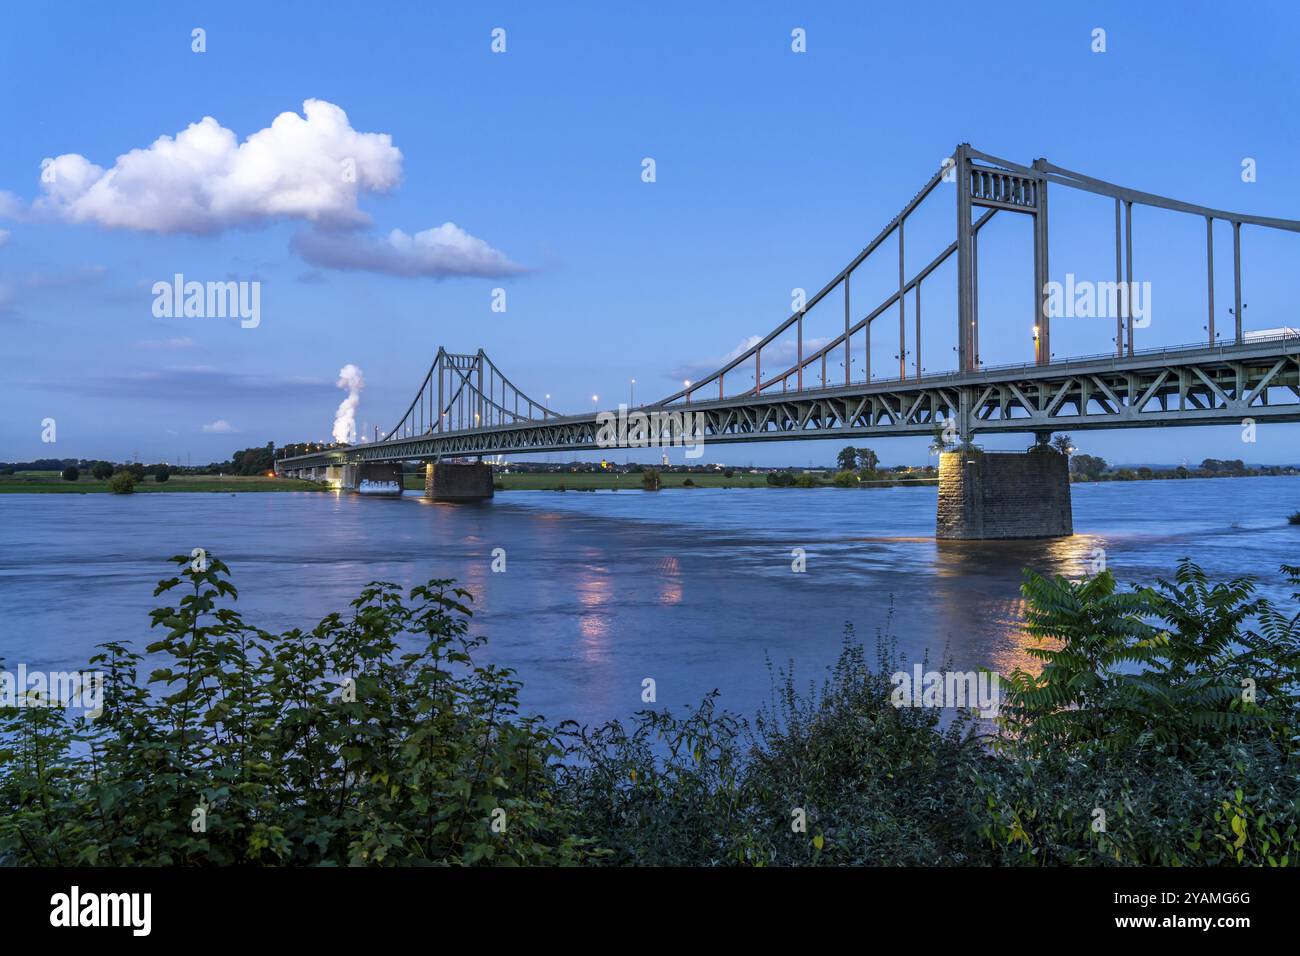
[945, 145, 1065, 537]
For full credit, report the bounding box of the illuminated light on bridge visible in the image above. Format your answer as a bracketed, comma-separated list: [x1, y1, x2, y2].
[278, 145, 1300, 537]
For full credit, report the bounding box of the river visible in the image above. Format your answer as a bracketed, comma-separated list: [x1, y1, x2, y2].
[2, 477, 1297, 727]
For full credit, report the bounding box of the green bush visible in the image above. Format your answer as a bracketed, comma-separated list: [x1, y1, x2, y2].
[61, 466, 79, 482]
[832, 470, 859, 487]
[91, 461, 114, 480]
[0, 556, 597, 866]
[154, 465, 171, 482]
[107, 471, 135, 494]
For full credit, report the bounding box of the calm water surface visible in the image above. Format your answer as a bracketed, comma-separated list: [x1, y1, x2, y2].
[2, 477, 1297, 727]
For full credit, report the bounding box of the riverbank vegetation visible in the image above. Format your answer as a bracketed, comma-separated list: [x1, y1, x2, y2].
[1065, 445, 1295, 483]
[0, 471, 325, 494]
[438, 470, 938, 492]
[2, 552, 1296, 866]
[418, 471, 778, 491]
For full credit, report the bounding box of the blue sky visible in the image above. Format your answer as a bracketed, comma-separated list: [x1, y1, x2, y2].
[2, 1, 1298, 466]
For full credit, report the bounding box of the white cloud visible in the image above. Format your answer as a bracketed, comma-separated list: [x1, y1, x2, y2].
[34, 100, 402, 234]
[0, 229, 9, 247]
[291, 222, 527, 278]
[201, 419, 238, 433]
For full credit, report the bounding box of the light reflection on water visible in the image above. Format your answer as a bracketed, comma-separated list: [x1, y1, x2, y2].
[1, 476, 1297, 728]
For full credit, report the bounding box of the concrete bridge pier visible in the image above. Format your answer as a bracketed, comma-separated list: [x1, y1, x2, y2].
[424, 462, 494, 502]
[936, 447, 1072, 539]
[339, 462, 403, 496]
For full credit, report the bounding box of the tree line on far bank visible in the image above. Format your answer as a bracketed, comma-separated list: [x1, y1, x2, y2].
[1, 441, 332, 489]
[1068, 453, 1288, 482]
[830, 435, 1296, 486]
[0, 460, 175, 489]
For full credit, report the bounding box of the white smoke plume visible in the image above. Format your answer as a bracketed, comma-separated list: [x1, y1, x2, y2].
[332, 364, 365, 444]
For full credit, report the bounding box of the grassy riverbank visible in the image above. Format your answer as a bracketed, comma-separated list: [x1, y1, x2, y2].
[0, 472, 324, 493]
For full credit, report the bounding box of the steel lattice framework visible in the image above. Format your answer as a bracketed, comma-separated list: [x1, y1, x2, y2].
[279, 145, 1300, 474]
[380, 347, 559, 441]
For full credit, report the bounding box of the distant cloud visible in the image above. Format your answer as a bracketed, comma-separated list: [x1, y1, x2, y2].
[291, 222, 527, 278]
[0, 264, 105, 315]
[201, 419, 238, 433]
[666, 334, 829, 385]
[34, 366, 333, 402]
[31, 99, 401, 234]
[135, 337, 196, 350]
[0, 192, 21, 220]
[296, 269, 327, 285]
[0, 229, 9, 247]
[21, 264, 106, 288]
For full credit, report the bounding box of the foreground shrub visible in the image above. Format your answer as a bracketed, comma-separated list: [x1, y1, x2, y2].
[2, 556, 1296, 866]
[0, 556, 596, 865]
[978, 561, 1300, 865]
[556, 632, 981, 866]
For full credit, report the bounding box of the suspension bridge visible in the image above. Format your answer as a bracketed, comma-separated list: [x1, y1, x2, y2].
[278, 144, 1300, 537]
